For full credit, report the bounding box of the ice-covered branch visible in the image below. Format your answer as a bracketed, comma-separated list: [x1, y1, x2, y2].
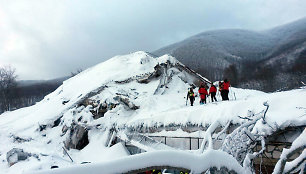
[273, 128, 306, 174]
[199, 121, 220, 153]
[214, 121, 231, 145]
[243, 137, 266, 172]
[284, 150, 306, 173]
[222, 103, 269, 167]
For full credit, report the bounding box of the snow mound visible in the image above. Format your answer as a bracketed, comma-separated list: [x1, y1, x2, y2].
[0, 52, 178, 132]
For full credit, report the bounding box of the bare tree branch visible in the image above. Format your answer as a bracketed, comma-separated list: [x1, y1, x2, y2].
[0, 65, 17, 112]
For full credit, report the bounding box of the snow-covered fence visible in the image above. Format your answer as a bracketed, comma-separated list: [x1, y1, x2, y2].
[123, 135, 206, 151]
[149, 136, 204, 150]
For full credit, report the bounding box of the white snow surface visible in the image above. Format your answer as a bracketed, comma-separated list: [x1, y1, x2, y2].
[0, 51, 305, 174]
[28, 150, 249, 174]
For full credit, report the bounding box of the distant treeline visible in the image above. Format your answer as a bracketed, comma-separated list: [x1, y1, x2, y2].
[0, 66, 80, 114]
[0, 65, 66, 114]
[0, 82, 62, 114]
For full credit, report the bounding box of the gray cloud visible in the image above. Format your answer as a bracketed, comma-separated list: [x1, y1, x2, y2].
[0, 0, 306, 80]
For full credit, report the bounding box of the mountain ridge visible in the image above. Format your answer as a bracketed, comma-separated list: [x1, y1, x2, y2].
[153, 17, 306, 91]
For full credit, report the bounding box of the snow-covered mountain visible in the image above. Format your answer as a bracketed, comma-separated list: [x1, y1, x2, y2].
[154, 17, 306, 91]
[0, 52, 305, 174]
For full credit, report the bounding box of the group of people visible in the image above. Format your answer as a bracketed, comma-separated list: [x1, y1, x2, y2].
[186, 79, 230, 106]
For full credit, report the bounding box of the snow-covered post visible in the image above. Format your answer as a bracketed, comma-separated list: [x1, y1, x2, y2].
[262, 101, 269, 124]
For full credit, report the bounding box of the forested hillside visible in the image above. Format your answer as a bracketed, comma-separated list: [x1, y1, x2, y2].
[154, 18, 306, 92]
[0, 77, 67, 114]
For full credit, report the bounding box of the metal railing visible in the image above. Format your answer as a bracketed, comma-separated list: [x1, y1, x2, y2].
[123, 135, 205, 151]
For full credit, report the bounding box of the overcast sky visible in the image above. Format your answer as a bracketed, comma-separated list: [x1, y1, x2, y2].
[1, 0, 306, 80]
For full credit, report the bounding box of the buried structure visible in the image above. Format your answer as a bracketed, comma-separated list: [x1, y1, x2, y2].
[0, 52, 305, 174]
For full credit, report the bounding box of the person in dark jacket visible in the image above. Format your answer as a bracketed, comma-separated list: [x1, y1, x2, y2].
[198, 83, 208, 104]
[187, 88, 195, 106]
[221, 79, 230, 101]
[209, 83, 217, 102]
[219, 81, 224, 100]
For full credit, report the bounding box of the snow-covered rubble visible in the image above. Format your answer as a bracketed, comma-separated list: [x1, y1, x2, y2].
[6, 148, 33, 167]
[0, 51, 305, 174]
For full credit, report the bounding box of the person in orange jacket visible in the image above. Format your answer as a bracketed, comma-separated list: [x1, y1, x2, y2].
[198, 83, 208, 105]
[209, 82, 217, 102]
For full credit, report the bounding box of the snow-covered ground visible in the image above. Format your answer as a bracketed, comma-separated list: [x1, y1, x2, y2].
[0, 51, 305, 174]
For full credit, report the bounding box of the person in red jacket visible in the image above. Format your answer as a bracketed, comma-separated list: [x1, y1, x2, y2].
[198, 83, 208, 105]
[221, 79, 230, 101]
[209, 82, 217, 102]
